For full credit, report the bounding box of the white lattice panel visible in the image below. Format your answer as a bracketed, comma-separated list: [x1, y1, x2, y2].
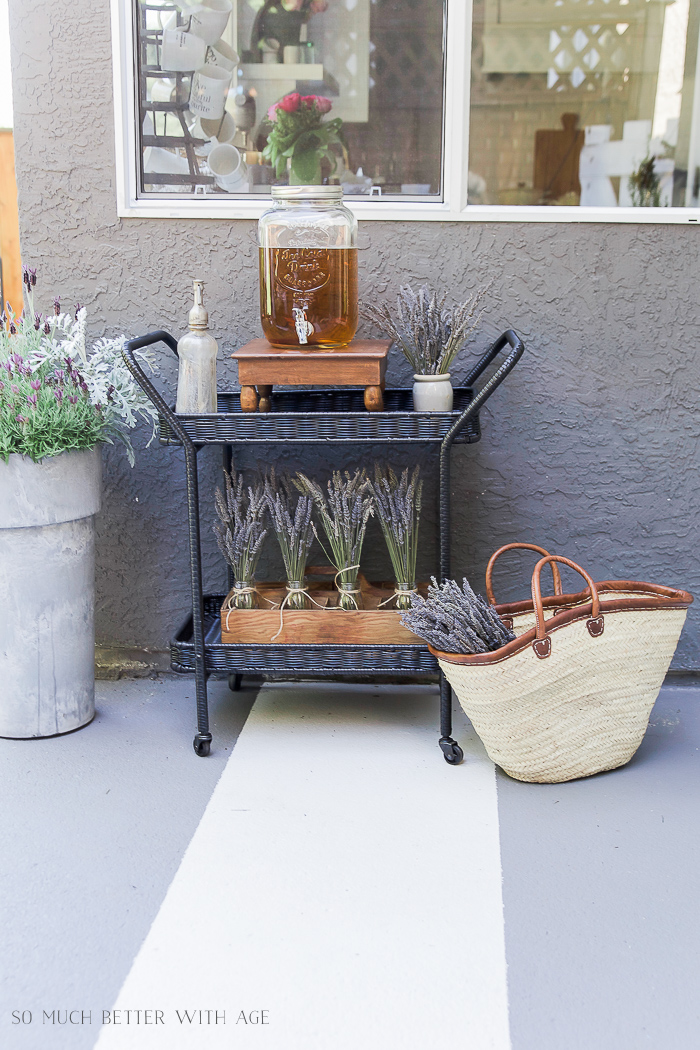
[482, 0, 669, 80]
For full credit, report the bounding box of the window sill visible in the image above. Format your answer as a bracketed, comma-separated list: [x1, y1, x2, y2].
[118, 196, 700, 224]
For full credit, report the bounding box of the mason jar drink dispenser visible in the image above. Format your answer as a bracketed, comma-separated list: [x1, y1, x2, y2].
[258, 185, 358, 348]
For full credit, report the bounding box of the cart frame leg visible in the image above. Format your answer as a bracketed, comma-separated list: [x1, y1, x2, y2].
[222, 445, 235, 593]
[186, 444, 211, 757]
[221, 445, 242, 702]
[438, 442, 463, 765]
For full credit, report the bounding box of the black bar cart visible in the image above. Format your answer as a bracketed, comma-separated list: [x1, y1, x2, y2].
[123, 330, 523, 761]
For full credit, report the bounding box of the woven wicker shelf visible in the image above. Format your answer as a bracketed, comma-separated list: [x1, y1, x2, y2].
[159, 388, 481, 446]
[171, 596, 439, 676]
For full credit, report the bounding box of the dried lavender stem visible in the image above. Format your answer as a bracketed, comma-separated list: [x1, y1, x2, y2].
[363, 283, 491, 376]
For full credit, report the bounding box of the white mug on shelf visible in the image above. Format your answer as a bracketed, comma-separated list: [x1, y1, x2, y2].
[260, 41, 279, 65]
[206, 39, 239, 72]
[189, 63, 231, 120]
[150, 77, 176, 103]
[160, 28, 207, 72]
[208, 142, 247, 192]
[143, 146, 190, 175]
[283, 45, 301, 64]
[189, 111, 236, 154]
[186, 0, 232, 45]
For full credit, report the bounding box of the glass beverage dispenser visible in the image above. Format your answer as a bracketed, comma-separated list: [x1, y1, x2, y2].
[258, 186, 358, 348]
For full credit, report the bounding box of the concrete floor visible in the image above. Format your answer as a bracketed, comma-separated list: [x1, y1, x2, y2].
[1, 676, 698, 1049]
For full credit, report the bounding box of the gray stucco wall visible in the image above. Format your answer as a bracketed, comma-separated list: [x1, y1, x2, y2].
[8, 0, 699, 668]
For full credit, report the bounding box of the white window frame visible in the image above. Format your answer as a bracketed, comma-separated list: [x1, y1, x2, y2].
[110, 0, 700, 224]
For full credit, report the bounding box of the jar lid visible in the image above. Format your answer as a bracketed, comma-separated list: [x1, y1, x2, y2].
[271, 185, 343, 201]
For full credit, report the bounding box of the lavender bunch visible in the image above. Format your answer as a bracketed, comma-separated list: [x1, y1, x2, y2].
[400, 576, 515, 654]
[263, 471, 315, 609]
[363, 283, 488, 375]
[368, 465, 422, 610]
[214, 471, 268, 609]
[296, 470, 374, 610]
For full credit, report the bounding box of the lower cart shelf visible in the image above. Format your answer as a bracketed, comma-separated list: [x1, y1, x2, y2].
[171, 595, 439, 677]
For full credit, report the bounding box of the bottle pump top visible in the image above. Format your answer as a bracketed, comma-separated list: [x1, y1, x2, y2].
[188, 280, 209, 331]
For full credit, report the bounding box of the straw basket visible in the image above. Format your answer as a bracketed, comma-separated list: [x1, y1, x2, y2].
[432, 554, 693, 784]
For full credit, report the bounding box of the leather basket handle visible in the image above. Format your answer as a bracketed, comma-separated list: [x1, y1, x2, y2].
[486, 543, 563, 605]
[531, 555, 603, 659]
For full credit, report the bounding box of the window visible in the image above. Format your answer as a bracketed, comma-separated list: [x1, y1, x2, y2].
[111, 0, 700, 220]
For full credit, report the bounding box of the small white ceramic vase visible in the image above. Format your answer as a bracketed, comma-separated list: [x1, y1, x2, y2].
[412, 373, 454, 412]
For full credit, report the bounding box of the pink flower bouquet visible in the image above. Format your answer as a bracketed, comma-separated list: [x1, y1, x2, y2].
[263, 93, 343, 184]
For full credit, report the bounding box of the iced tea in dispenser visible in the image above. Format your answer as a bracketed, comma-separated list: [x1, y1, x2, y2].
[258, 186, 358, 348]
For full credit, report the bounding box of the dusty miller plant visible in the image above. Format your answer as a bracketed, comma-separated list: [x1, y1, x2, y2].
[0, 268, 157, 464]
[214, 471, 268, 609]
[296, 470, 374, 609]
[263, 470, 315, 609]
[368, 465, 422, 610]
[362, 283, 488, 375]
[400, 576, 515, 654]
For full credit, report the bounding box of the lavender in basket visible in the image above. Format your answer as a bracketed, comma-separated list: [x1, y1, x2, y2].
[400, 576, 515, 654]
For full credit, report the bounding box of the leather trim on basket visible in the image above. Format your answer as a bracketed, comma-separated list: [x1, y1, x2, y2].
[533, 637, 551, 659]
[430, 588, 693, 666]
[587, 615, 604, 637]
[494, 580, 691, 618]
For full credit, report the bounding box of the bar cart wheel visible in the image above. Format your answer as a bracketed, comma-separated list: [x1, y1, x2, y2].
[439, 737, 464, 765]
[228, 674, 243, 692]
[193, 733, 212, 757]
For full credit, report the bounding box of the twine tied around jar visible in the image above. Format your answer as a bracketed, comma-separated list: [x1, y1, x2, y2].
[333, 565, 362, 610]
[271, 581, 329, 642]
[224, 584, 279, 631]
[378, 583, 419, 610]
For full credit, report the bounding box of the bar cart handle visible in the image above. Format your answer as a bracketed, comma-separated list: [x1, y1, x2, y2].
[122, 330, 193, 451]
[442, 329, 524, 450]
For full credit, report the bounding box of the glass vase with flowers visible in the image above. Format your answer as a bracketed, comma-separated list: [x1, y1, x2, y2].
[262, 93, 343, 185]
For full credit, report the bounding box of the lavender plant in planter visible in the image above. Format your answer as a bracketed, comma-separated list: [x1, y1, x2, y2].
[363, 284, 488, 412]
[0, 270, 157, 738]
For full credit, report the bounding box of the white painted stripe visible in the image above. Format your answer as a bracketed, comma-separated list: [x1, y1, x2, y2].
[95, 685, 510, 1050]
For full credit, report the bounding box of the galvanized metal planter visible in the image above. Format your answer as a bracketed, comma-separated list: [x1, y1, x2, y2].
[0, 447, 101, 738]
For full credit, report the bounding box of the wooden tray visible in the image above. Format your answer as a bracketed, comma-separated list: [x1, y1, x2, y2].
[220, 572, 426, 645]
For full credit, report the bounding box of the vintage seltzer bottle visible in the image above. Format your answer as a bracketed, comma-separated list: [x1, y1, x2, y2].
[176, 280, 218, 414]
